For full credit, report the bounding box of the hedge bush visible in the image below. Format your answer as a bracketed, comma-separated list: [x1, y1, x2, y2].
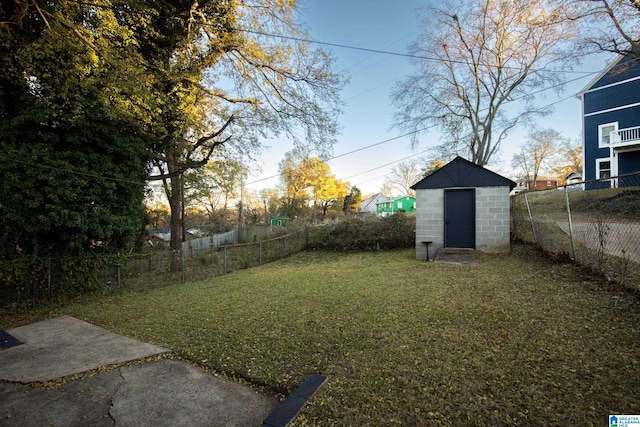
[0, 253, 125, 312]
[307, 213, 415, 251]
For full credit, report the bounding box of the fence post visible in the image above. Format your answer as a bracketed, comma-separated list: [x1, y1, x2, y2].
[259, 241, 263, 265]
[564, 187, 577, 262]
[117, 252, 121, 287]
[223, 246, 227, 274]
[181, 250, 185, 283]
[524, 193, 537, 243]
[284, 235, 287, 257]
[47, 258, 52, 298]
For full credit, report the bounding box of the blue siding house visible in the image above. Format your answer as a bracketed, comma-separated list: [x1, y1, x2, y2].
[579, 56, 640, 189]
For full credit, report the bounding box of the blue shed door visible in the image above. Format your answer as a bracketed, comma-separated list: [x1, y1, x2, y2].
[444, 189, 475, 249]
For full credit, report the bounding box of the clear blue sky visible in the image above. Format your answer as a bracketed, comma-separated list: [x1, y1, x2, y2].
[246, 0, 613, 197]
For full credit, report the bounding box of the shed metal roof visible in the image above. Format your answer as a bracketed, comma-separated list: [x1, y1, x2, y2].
[410, 156, 516, 190]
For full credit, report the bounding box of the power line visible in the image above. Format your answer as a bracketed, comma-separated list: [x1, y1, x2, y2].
[245, 125, 436, 186]
[246, 70, 594, 188]
[40, 0, 604, 78]
[4, 68, 592, 191]
[346, 32, 416, 76]
[4, 3, 602, 190]
[320, 85, 585, 187]
[331, 127, 436, 160]
[344, 78, 399, 102]
[0, 155, 145, 185]
[239, 28, 600, 75]
[509, 73, 593, 104]
[345, 149, 431, 180]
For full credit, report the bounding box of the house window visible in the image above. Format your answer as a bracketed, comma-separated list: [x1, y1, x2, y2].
[598, 122, 618, 148]
[397, 201, 403, 209]
[597, 158, 611, 179]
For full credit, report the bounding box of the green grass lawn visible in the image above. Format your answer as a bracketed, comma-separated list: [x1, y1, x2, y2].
[2, 244, 639, 426]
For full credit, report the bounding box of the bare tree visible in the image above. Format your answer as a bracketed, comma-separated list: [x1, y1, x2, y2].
[567, 0, 640, 59]
[393, 0, 574, 166]
[563, 139, 584, 174]
[511, 128, 565, 190]
[552, 138, 583, 180]
[184, 157, 245, 231]
[379, 182, 394, 198]
[385, 160, 422, 197]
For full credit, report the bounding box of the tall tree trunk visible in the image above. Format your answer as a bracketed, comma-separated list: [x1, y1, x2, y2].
[181, 175, 186, 243]
[167, 150, 183, 272]
[312, 200, 317, 223]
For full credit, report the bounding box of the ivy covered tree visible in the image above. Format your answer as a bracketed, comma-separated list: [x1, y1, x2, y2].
[0, 0, 151, 258]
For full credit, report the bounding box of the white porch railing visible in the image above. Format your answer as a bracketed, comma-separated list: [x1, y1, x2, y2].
[611, 126, 640, 147]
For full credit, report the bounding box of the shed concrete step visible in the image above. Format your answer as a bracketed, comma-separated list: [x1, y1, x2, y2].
[443, 247, 474, 254]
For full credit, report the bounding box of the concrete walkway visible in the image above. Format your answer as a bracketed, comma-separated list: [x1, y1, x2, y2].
[0, 316, 279, 426]
[433, 249, 475, 265]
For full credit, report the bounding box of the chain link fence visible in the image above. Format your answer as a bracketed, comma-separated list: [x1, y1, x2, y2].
[1, 230, 308, 314]
[511, 171, 640, 290]
[1, 215, 416, 313]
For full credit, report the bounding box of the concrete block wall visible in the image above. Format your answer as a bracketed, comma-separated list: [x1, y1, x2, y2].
[414, 189, 444, 260]
[475, 186, 511, 253]
[414, 186, 511, 259]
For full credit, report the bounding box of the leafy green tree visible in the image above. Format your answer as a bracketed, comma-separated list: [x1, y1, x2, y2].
[343, 186, 363, 214]
[278, 151, 315, 219]
[278, 152, 349, 220]
[184, 158, 244, 231]
[0, 1, 150, 258]
[260, 188, 282, 222]
[146, 202, 171, 229]
[315, 174, 350, 218]
[1, 0, 344, 270]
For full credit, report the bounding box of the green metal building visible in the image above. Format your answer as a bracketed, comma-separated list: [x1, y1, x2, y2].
[375, 196, 416, 216]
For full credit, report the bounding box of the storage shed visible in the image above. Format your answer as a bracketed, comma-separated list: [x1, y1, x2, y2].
[410, 157, 516, 259]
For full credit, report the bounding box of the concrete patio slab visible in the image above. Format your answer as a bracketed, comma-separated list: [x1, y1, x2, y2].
[0, 316, 280, 426]
[0, 315, 169, 383]
[0, 359, 280, 427]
